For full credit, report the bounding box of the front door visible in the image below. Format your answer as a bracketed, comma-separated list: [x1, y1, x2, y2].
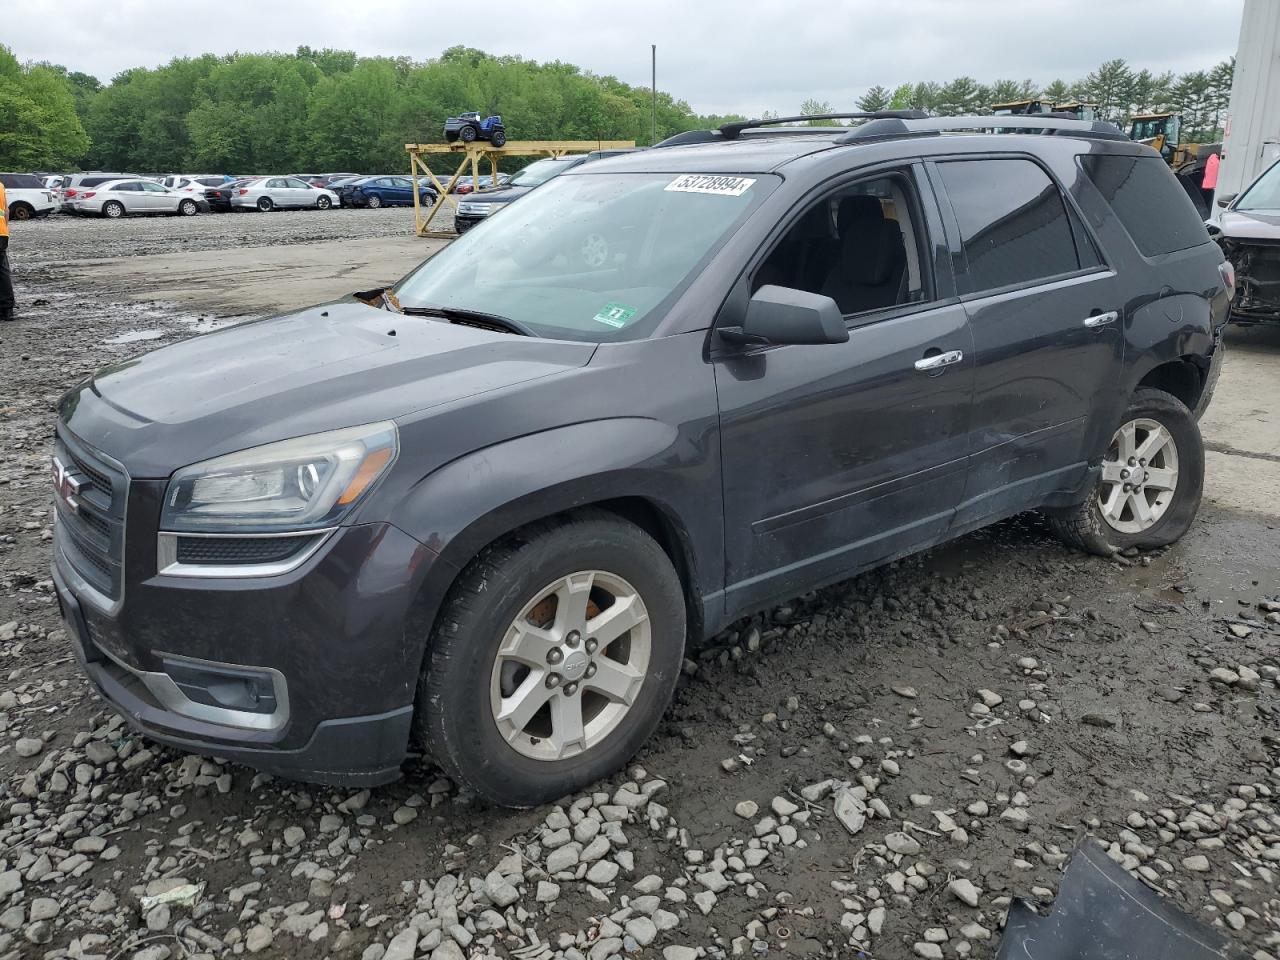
[929, 157, 1124, 530]
[715, 167, 974, 616]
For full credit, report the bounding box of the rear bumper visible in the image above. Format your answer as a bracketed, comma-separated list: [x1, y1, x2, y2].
[1194, 325, 1226, 420]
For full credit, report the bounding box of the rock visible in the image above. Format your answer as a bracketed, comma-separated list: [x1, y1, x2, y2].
[1209, 667, 1239, 685]
[948, 877, 980, 907]
[664, 948, 699, 960]
[1182, 855, 1211, 872]
[13, 738, 42, 758]
[966, 800, 989, 817]
[0, 871, 21, 897]
[696, 870, 731, 893]
[84, 741, 115, 765]
[771, 796, 799, 817]
[892, 685, 918, 699]
[245, 925, 274, 953]
[833, 788, 867, 836]
[625, 916, 658, 947]
[692, 890, 717, 914]
[1080, 712, 1119, 728]
[586, 860, 619, 885]
[383, 928, 419, 960]
[885, 831, 921, 856]
[913, 943, 944, 960]
[283, 825, 306, 847]
[546, 844, 580, 874]
[734, 800, 758, 819]
[392, 806, 417, 825]
[431, 940, 465, 960]
[536, 881, 560, 902]
[485, 875, 520, 907]
[977, 689, 1003, 708]
[28, 899, 58, 922]
[868, 906, 886, 935]
[1227, 623, 1251, 638]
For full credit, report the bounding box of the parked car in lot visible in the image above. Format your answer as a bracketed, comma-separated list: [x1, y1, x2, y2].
[60, 173, 144, 212]
[1, 173, 58, 220]
[50, 113, 1229, 805]
[1209, 156, 1280, 326]
[74, 179, 207, 218]
[203, 179, 257, 213]
[452, 173, 511, 195]
[341, 175, 438, 208]
[453, 151, 633, 232]
[231, 177, 338, 212]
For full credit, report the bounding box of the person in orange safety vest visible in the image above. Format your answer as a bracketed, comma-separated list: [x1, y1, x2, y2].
[0, 181, 13, 322]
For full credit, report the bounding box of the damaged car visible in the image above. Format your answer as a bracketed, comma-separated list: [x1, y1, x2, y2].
[1212, 156, 1280, 325]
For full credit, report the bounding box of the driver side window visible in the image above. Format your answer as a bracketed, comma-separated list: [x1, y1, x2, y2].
[753, 172, 931, 321]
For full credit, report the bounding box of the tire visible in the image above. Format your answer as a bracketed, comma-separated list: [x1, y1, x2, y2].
[459, 124, 478, 143]
[102, 201, 124, 219]
[366, 194, 382, 209]
[1047, 387, 1204, 556]
[316, 195, 331, 210]
[490, 130, 507, 148]
[416, 511, 686, 807]
[256, 196, 273, 212]
[178, 199, 198, 216]
[8, 203, 33, 222]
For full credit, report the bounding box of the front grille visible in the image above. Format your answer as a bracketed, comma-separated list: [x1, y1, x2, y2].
[175, 535, 317, 566]
[54, 429, 127, 602]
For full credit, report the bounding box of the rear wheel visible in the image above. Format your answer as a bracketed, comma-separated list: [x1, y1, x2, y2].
[459, 124, 478, 143]
[1047, 387, 1204, 555]
[416, 512, 686, 807]
[256, 196, 273, 212]
[102, 201, 124, 219]
[366, 194, 382, 209]
[8, 203, 33, 222]
[178, 199, 198, 216]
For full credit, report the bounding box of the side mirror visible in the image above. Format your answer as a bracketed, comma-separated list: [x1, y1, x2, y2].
[720, 285, 849, 346]
[1216, 193, 1236, 208]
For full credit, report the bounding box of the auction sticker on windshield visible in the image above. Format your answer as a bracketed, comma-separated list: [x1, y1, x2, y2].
[593, 302, 638, 328]
[665, 174, 757, 197]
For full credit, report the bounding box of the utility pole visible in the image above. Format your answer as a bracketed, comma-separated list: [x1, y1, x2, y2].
[651, 45, 657, 146]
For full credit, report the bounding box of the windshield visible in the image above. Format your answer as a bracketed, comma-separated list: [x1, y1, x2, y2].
[509, 158, 575, 187]
[393, 172, 772, 341]
[1236, 159, 1280, 212]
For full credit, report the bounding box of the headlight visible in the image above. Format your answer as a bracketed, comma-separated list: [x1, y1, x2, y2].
[161, 422, 398, 533]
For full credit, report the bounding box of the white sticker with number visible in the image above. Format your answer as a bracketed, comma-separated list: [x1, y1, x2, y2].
[664, 174, 757, 197]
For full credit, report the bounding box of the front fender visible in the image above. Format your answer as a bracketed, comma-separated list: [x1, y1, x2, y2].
[393, 417, 723, 647]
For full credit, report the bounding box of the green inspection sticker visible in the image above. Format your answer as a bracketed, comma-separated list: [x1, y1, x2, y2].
[593, 302, 637, 328]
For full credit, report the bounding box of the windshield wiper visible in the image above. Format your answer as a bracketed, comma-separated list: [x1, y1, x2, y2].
[399, 304, 535, 337]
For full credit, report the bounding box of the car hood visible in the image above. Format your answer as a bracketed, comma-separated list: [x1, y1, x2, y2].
[1218, 208, 1280, 241]
[460, 184, 534, 204]
[60, 299, 596, 478]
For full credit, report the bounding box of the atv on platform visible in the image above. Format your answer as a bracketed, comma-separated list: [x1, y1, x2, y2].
[443, 112, 507, 148]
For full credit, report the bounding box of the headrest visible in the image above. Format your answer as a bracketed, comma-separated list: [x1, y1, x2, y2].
[838, 195, 903, 286]
[837, 195, 885, 237]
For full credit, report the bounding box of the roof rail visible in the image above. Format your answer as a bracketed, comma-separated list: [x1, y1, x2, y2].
[837, 114, 1127, 144]
[719, 111, 928, 140]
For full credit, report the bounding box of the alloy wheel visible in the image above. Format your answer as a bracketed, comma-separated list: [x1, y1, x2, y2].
[489, 570, 650, 761]
[1097, 417, 1179, 533]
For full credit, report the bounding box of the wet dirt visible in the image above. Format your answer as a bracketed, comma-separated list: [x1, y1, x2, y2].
[0, 210, 1277, 960]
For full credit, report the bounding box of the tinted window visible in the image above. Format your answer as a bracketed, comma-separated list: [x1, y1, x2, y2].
[939, 159, 1082, 293]
[1079, 154, 1208, 257]
[0, 174, 43, 189]
[112, 182, 141, 192]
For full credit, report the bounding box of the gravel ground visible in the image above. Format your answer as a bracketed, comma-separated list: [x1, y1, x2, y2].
[0, 211, 1278, 960]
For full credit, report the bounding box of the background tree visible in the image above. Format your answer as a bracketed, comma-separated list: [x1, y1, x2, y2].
[0, 45, 89, 168]
[799, 97, 835, 123]
[856, 85, 890, 112]
[1042, 79, 1072, 104]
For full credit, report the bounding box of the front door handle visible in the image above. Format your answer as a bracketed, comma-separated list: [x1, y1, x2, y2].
[1083, 310, 1119, 328]
[914, 349, 964, 372]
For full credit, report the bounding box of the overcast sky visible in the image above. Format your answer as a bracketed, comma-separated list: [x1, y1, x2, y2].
[9, 0, 1246, 116]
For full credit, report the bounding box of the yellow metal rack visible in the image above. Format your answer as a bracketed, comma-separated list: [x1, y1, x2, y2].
[406, 140, 635, 238]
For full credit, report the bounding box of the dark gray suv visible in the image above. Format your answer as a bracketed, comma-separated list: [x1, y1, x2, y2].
[51, 113, 1230, 806]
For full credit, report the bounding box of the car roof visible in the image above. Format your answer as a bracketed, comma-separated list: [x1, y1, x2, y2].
[571, 135, 838, 174]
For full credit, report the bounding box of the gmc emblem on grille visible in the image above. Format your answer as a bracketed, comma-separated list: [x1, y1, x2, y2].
[51, 456, 86, 515]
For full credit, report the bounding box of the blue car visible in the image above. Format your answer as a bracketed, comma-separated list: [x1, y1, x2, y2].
[341, 176, 438, 209]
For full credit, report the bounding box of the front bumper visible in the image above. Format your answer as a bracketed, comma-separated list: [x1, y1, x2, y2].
[51, 455, 437, 785]
[454, 215, 482, 233]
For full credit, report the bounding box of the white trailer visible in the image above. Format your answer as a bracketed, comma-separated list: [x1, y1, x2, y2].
[1215, 0, 1280, 206]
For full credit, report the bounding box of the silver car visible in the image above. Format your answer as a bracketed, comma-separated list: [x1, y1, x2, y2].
[75, 179, 205, 218]
[231, 176, 338, 212]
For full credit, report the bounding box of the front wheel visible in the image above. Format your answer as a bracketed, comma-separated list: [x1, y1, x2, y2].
[316, 195, 331, 210]
[415, 512, 686, 807]
[1047, 387, 1204, 555]
[490, 130, 507, 148]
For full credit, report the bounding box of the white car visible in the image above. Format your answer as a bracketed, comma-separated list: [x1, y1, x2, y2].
[75, 179, 206, 218]
[230, 176, 338, 212]
[161, 174, 231, 197]
[1, 173, 59, 220]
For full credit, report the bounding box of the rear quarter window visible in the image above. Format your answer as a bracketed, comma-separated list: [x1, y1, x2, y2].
[1078, 154, 1209, 257]
[1, 174, 43, 189]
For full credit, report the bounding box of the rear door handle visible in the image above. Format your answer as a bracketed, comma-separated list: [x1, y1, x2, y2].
[914, 349, 964, 372]
[1083, 310, 1119, 328]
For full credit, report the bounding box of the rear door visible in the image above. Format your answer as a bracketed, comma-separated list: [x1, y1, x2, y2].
[930, 156, 1123, 531]
[714, 164, 974, 615]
